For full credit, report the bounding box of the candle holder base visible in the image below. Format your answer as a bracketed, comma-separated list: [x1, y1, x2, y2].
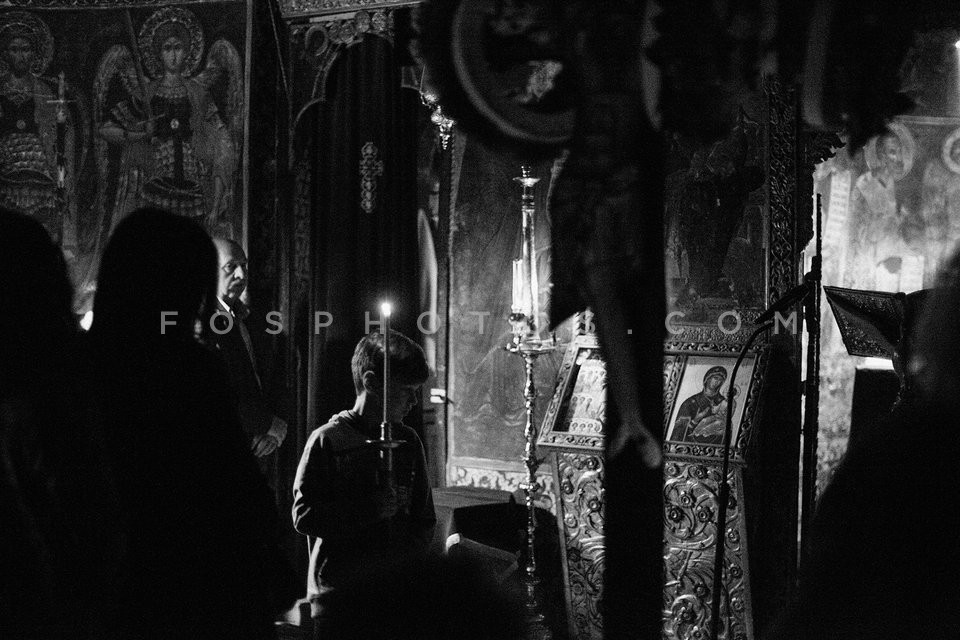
[519, 535, 553, 640]
[504, 333, 555, 640]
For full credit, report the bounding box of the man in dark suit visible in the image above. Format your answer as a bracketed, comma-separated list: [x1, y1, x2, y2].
[212, 238, 287, 486]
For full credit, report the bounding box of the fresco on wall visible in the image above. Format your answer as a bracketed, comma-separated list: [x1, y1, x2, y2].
[814, 27, 960, 487]
[817, 114, 960, 485]
[0, 9, 78, 245]
[0, 1, 249, 304]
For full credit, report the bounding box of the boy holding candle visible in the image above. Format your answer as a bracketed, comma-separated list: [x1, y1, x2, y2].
[292, 330, 436, 639]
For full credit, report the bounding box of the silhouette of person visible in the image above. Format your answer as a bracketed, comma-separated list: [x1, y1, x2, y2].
[88, 207, 296, 639]
[323, 551, 525, 640]
[0, 208, 121, 638]
[769, 248, 960, 638]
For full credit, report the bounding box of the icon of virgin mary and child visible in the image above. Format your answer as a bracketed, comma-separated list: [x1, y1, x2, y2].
[672, 366, 739, 445]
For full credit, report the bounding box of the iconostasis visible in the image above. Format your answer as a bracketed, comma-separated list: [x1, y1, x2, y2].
[539, 81, 834, 640]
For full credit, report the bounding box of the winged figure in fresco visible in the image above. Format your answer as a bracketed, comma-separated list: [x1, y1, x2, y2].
[93, 6, 243, 240]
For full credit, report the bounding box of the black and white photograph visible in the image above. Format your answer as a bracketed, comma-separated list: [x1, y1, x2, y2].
[5, 1, 960, 639]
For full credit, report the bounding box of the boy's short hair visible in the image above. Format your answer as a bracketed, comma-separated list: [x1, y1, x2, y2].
[352, 331, 429, 394]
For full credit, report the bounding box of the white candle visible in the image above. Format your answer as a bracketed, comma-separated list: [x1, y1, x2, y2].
[381, 302, 392, 426]
[512, 259, 525, 314]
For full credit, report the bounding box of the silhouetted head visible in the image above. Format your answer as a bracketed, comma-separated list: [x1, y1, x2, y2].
[330, 552, 524, 640]
[0, 208, 74, 393]
[92, 208, 216, 346]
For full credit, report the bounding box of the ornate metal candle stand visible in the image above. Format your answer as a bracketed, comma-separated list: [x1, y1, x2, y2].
[504, 164, 555, 639]
[506, 315, 555, 640]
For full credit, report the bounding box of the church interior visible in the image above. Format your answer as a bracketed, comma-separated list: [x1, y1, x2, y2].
[4, 1, 960, 639]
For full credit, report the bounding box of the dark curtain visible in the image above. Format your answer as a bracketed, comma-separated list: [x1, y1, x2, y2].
[244, 0, 296, 569]
[306, 36, 421, 436]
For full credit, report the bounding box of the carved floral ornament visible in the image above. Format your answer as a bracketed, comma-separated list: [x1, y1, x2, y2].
[289, 7, 395, 112]
[420, 87, 454, 150]
[358, 141, 383, 214]
[299, 8, 392, 57]
[279, 0, 419, 20]
[1, 0, 222, 6]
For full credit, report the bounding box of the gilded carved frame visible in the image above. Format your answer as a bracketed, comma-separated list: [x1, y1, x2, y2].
[662, 351, 768, 462]
[538, 337, 768, 640]
[538, 340, 770, 460]
[665, 78, 801, 355]
[539, 79, 803, 640]
[538, 333, 606, 454]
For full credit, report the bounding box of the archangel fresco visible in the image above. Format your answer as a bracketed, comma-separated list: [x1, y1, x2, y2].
[0, 3, 249, 302]
[94, 6, 244, 240]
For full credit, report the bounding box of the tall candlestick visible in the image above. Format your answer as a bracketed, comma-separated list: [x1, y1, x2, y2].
[506, 165, 553, 640]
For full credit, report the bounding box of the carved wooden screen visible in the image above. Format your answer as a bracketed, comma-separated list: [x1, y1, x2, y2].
[539, 80, 819, 640]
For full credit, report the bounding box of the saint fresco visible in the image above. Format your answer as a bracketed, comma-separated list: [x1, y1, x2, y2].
[818, 114, 960, 486]
[0, 10, 79, 246]
[94, 6, 243, 239]
[0, 2, 249, 305]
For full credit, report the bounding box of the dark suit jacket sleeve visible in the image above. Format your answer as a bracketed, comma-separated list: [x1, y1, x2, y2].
[237, 395, 275, 439]
[212, 321, 274, 440]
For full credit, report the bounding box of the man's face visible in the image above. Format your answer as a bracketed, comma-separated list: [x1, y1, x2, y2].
[878, 135, 903, 174]
[5, 37, 33, 76]
[216, 240, 248, 303]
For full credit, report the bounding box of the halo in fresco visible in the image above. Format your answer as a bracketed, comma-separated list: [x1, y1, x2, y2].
[138, 6, 205, 79]
[0, 11, 54, 76]
[941, 125, 960, 175]
[864, 120, 916, 180]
